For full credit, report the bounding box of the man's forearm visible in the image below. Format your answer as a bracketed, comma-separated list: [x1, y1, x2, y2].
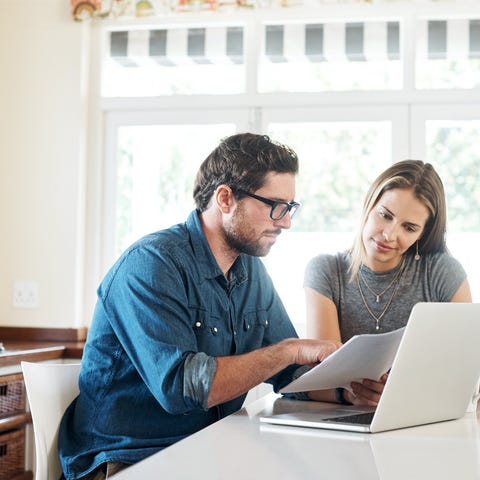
[207, 339, 296, 408]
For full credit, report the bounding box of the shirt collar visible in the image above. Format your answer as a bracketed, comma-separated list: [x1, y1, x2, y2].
[186, 210, 248, 284]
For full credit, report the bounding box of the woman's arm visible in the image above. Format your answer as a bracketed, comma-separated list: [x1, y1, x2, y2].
[305, 287, 342, 341]
[304, 287, 388, 407]
[450, 279, 472, 302]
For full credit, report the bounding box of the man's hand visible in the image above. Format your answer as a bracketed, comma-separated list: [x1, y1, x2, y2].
[288, 338, 342, 366]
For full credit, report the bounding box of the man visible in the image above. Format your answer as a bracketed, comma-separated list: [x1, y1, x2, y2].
[59, 133, 339, 480]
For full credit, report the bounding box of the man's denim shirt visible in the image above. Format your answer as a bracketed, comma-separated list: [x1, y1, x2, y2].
[58, 210, 301, 479]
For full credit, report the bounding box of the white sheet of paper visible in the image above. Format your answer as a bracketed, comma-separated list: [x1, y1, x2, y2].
[281, 327, 405, 394]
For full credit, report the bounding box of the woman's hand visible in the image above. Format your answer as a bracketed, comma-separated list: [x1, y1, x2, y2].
[344, 372, 389, 406]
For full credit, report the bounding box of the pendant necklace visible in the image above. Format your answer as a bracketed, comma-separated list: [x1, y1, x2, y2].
[357, 258, 406, 331]
[358, 257, 405, 303]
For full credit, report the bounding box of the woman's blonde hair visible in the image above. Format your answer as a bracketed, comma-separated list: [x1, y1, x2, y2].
[349, 160, 447, 280]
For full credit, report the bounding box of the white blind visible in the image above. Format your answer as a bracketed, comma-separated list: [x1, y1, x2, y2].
[109, 26, 244, 67]
[263, 21, 401, 63]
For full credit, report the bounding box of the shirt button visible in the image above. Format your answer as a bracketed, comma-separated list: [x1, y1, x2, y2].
[246, 324, 250, 330]
[213, 327, 218, 333]
[265, 320, 269, 326]
[195, 321, 202, 328]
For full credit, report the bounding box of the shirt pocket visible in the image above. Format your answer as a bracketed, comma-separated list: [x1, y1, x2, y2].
[242, 309, 269, 350]
[192, 311, 229, 356]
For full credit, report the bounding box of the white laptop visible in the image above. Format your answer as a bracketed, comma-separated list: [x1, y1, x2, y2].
[260, 302, 480, 433]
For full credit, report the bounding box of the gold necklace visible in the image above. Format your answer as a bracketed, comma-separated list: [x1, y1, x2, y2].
[359, 258, 406, 303]
[357, 259, 406, 331]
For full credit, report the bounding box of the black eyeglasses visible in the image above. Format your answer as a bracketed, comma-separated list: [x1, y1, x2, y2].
[235, 188, 301, 221]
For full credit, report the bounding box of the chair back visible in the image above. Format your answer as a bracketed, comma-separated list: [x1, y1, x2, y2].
[21, 361, 81, 480]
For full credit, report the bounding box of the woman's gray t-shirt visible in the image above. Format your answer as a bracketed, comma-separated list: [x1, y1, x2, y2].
[304, 251, 467, 342]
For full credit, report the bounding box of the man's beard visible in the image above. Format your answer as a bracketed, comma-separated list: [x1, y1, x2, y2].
[224, 228, 269, 257]
[223, 206, 279, 257]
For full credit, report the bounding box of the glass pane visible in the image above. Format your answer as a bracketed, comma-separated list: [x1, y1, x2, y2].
[103, 62, 245, 97]
[265, 122, 392, 336]
[425, 119, 480, 300]
[103, 27, 246, 97]
[426, 121, 480, 232]
[259, 60, 402, 93]
[259, 21, 402, 93]
[116, 124, 235, 255]
[416, 58, 480, 90]
[269, 122, 392, 233]
[416, 19, 480, 90]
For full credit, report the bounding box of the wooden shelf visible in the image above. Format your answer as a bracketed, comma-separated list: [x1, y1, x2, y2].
[0, 412, 31, 432]
[12, 473, 33, 480]
[12, 471, 33, 480]
[0, 326, 87, 342]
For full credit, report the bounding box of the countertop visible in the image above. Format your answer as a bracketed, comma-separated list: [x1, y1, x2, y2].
[114, 393, 480, 480]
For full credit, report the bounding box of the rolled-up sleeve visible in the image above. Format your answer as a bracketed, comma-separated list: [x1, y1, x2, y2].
[183, 352, 217, 410]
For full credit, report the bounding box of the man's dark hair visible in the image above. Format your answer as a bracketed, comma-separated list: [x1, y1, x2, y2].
[193, 133, 299, 212]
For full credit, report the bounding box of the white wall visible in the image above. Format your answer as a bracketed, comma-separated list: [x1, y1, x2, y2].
[0, 0, 90, 328]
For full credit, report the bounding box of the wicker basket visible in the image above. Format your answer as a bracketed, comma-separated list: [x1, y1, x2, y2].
[0, 374, 26, 417]
[0, 429, 25, 480]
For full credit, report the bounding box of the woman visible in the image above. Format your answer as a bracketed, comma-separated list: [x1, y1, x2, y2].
[304, 160, 471, 406]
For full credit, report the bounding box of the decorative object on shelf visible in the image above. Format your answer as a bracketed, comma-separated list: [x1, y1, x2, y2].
[70, 0, 254, 20]
[70, 0, 400, 21]
[70, 0, 102, 21]
[71, 0, 160, 22]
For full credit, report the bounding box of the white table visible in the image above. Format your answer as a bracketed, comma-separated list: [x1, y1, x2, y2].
[113, 393, 480, 480]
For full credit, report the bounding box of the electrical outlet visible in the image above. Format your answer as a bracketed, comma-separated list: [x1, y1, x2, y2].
[13, 281, 39, 309]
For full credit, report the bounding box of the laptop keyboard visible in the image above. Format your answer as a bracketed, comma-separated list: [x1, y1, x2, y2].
[324, 411, 375, 425]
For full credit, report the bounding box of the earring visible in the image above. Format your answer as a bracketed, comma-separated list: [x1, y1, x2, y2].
[414, 241, 421, 261]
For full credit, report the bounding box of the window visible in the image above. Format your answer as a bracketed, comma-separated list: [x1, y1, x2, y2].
[115, 123, 238, 253]
[99, 5, 480, 342]
[103, 25, 246, 96]
[261, 107, 406, 335]
[102, 109, 249, 268]
[259, 20, 402, 93]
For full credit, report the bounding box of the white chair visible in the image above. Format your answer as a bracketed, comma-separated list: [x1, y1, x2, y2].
[21, 361, 81, 480]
